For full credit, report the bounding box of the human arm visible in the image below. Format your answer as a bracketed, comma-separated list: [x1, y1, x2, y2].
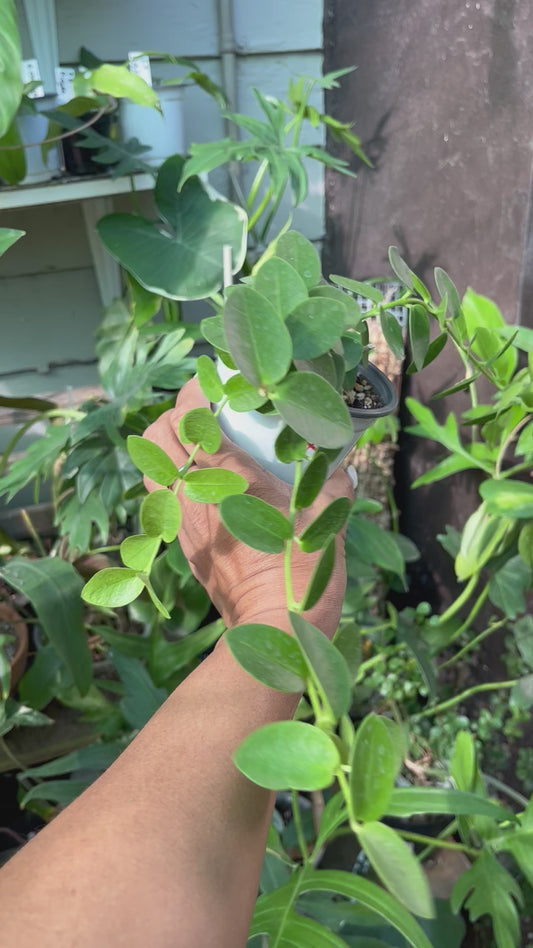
[0, 379, 353, 948]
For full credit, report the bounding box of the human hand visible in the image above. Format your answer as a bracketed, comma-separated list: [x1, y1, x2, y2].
[143, 378, 354, 639]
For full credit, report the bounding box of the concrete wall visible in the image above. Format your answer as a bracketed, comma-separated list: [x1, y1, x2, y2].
[1, 0, 324, 417]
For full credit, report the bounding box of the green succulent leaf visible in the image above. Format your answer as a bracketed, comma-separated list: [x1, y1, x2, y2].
[219, 494, 292, 553]
[140, 489, 181, 541]
[223, 285, 292, 387]
[290, 612, 352, 719]
[196, 355, 224, 402]
[295, 452, 328, 508]
[273, 231, 321, 288]
[127, 435, 179, 486]
[182, 468, 247, 503]
[120, 534, 160, 572]
[252, 256, 309, 318]
[178, 407, 221, 454]
[82, 567, 145, 608]
[274, 426, 309, 463]
[233, 720, 340, 790]
[200, 314, 229, 352]
[272, 372, 353, 449]
[379, 310, 404, 360]
[286, 298, 346, 360]
[298, 497, 351, 552]
[225, 624, 307, 692]
[358, 821, 434, 919]
[409, 304, 430, 370]
[300, 537, 336, 610]
[330, 275, 383, 303]
[224, 373, 267, 411]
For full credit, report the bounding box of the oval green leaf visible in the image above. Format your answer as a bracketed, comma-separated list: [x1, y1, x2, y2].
[127, 435, 179, 486]
[183, 468, 247, 503]
[82, 567, 145, 608]
[298, 497, 351, 552]
[358, 821, 434, 919]
[140, 489, 181, 541]
[219, 494, 292, 553]
[272, 372, 353, 449]
[223, 285, 292, 387]
[300, 536, 336, 610]
[350, 713, 397, 821]
[379, 310, 404, 360]
[197, 355, 224, 403]
[225, 624, 307, 692]
[290, 612, 352, 719]
[224, 373, 268, 411]
[178, 407, 221, 454]
[234, 720, 339, 790]
[253, 256, 309, 318]
[120, 534, 160, 572]
[286, 298, 345, 360]
[274, 231, 321, 288]
[295, 452, 328, 509]
[409, 304, 430, 371]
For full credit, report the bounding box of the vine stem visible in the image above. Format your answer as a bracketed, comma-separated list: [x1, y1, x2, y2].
[397, 828, 478, 859]
[439, 617, 506, 669]
[174, 396, 229, 490]
[495, 415, 531, 477]
[411, 678, 519, 721]
[283, 461, 303, 614]
[435, 573, 479, 626]
[291, 790, 310, 865]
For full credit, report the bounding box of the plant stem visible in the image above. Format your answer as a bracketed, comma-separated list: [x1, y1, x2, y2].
[291, 790, 309, 865]
[397, 827, 478, 859]
[412, 678, 519, 721]
[482, 773, 529, 809]
[86, 545, 121, 555]
[283, 461, 303, 614]
[20, 509, 46, 557]
[436, 573, 479, 626]
[439, 618, 506, 669]
[418, 819, 459, 862]
[495, 415, 531, 477]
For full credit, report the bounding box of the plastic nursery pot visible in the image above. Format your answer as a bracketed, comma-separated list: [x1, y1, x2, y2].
[15, 102, 61, 184]
[119, 85, 186, 167]
[62, 110, 115, 176]
[216, 361, 398, 485]
[0, 601, 29, 693]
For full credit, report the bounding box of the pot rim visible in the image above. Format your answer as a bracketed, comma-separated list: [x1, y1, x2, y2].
[346, 361, 398, 420]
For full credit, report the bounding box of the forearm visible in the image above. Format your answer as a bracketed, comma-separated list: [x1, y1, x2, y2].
[0, 634, 300, 948]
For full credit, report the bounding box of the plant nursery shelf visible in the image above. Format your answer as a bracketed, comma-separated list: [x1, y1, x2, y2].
[0, 172, 154, 210]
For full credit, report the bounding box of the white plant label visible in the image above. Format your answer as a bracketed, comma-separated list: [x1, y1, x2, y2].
[21, 59, 44, 98]
[55, 67, 76, 103]
[128, 52, 152, 87]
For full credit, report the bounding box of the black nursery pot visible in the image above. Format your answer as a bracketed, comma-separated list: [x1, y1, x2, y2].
[62, 111, 114, 176]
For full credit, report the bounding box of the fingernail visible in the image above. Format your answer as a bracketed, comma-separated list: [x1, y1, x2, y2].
[346, 465, 358, 489]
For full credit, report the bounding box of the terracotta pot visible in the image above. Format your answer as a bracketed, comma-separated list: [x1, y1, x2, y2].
[216, 360, 398, 484]
[0, 601, 29, 692]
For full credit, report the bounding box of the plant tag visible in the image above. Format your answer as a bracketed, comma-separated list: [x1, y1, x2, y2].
[128, 52, 152, 87]
[55, 67, 75, 103]
[21, 59, 44, 98]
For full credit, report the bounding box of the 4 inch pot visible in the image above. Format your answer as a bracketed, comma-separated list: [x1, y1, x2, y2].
[216, 361, 398, 485]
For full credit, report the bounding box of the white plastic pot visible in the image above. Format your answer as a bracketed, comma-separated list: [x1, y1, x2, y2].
[216, 361, 398, 485]
[120, 86, 185, 167]
[17, 104, 60, 183]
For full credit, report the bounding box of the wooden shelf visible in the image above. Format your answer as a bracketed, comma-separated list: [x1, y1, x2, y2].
[0, 172, 154, 210]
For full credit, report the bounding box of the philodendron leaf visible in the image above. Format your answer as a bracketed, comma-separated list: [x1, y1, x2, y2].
[295, 452, 328, 509]
[219, 494, 292, 553]
[97, 155, 247, 299]
[127, 435, 179, 486]
[178, 407, 221, 454]
[0, 227, 25, 258]
[272, 372, 353, 449]
[298, 497, 352, 553]
[274, 231, 321, 289]
[225, 624, 307, 692]
[300, 537, 336, 610]
[290, 613, 352, 719]
[120, 535, 160, 572]
[196, 354, 224, 402]
[480, 478, 533, 518]
[182, 468, 247, 503]
[358, 821, 434, 919]
[140, 489, 181, 542]
[223, 285, 292, 387]
[253, 256, 309, 318]
[82, 567, 145, 608]
[233, 720, 340, 790]
[286, 298, 345, 360]
[350, 713, 397, 821]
